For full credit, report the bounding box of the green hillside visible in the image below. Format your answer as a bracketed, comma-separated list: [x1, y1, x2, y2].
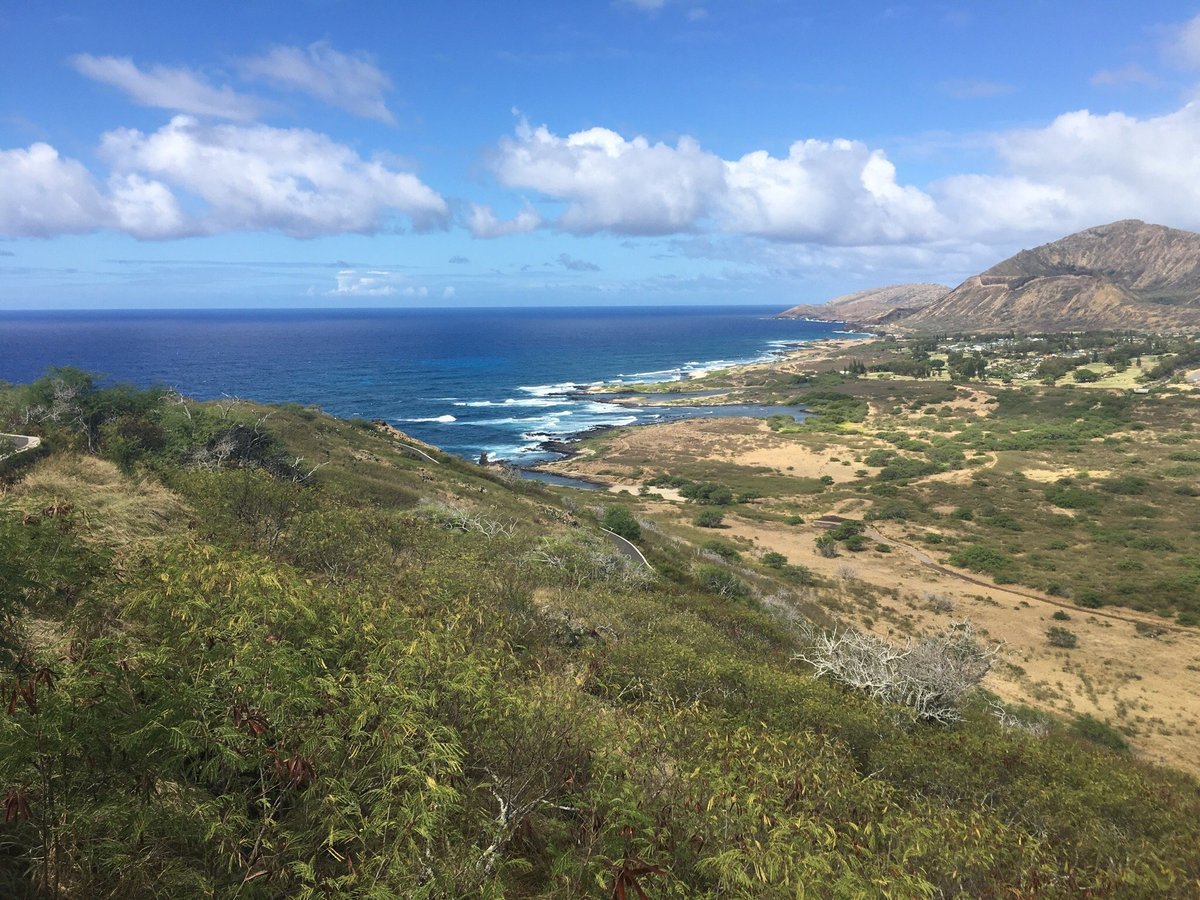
[1, 369, 1198, 897]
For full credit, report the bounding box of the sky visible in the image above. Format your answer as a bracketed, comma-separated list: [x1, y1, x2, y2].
[4, 1, 1200, 308]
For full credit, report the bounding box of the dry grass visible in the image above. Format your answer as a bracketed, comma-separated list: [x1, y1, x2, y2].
[10, 455, 192, 544]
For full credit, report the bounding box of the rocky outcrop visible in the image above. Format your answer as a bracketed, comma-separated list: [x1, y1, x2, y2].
[778, 283, 949, 326]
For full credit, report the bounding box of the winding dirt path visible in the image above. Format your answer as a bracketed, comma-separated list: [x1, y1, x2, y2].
[863, 524, 1194, 635]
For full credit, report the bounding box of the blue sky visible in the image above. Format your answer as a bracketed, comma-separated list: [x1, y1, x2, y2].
[3, 1, 1200, 308]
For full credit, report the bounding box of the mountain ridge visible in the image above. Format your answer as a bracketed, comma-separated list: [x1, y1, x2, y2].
[777, 283, 949, 324]
[895, 220, 1200, 333]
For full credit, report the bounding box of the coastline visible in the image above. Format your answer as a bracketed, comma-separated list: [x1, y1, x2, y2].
[519, 334, 874, 488]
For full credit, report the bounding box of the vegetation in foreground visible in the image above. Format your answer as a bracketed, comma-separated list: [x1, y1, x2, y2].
[1, 368, 1199, 897]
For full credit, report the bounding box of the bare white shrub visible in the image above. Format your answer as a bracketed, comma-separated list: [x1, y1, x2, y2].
[794, 621, 998, 723]
[420, 502, 517, 538]
[528, 535, 655, 591]
[989, 701, 1049, 738]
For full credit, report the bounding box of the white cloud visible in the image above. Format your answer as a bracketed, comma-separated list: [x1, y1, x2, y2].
[489, 121, 725, 235]
[442, 286, 456, 299]
[1, 117, 447, 240]
[328, 269, 432, 298]
[486, 120, 938, 244]
[239, 42, 395, 123]
[0, 142, 189, 239]
[621, 0, 667, 9]
[99, 115, 449, 237]
[105, 173, 191, 239]
[466, 202, 542, 238]
[71, 54, 264, 120]
[936, 103, 1200, 240]
[483, 99, 1200, 254]
[1166, 14, 1200, 69]
[0, 143, 108, 237]
[331, 269, 398, 296]
[723, 139, 942, 244]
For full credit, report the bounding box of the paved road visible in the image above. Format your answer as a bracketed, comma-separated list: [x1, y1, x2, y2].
[601, 528, 653, 570]
[0, 433, 41, 460]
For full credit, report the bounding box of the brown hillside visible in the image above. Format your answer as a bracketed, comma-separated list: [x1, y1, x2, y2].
[902, 220, 1200, 333]
[778, 283, 948, 325]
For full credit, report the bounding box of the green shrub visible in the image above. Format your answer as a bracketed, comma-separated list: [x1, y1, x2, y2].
[681, 481, 735, 505]
[949, 544, 1013, 576]
[695, 563, 750, 599]
[601, 505, 641, 541]
[1100, 475, 1150, 495]
[694, 509, 726, 528]
[702, 539, 741, 561]
[1071, 714, 1130, 752]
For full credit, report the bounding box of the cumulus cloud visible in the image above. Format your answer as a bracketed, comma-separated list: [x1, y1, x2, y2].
[558, 252, 600, 271]
[99, 115, 449, 237]
[483, 100, 1200, 253]
[71, 54, 264, 120]
[486, 120, 939, 245]
[489, 121, 725, 235]
[936, 103, 1200, 240]
[466, 202, 542, 238]
[0, 142, 186, 239]
[723, 139, 942, 244]
[105, 172, 191, 239]
[442, 286, 456, 299]
[0, 117, 447, 239]
[0, 143, 108, 237]
[449, 255, 469, 264]
[239, 42, 395, 123]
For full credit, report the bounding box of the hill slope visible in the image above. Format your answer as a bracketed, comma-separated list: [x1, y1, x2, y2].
[903, 220, 1200, 332]
[2, 371, 1200, 896]
[778, 283, 948, 325]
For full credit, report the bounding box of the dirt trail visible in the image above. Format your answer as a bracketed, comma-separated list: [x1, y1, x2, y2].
[706, 510, 1200, 773]
[864, 525, 1195, 635]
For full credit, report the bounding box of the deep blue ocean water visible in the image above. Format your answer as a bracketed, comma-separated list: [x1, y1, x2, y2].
[0, 306, 851, 462]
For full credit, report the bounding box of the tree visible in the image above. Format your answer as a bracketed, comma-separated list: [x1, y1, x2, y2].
[601, 505, 641, 541]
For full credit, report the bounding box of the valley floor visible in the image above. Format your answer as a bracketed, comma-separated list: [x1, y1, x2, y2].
[540, 335, 1200, 774]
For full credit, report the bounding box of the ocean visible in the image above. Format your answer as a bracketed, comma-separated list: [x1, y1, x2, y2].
[0, 306, 850, 463]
